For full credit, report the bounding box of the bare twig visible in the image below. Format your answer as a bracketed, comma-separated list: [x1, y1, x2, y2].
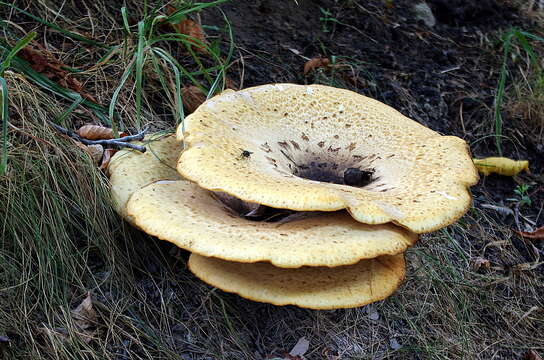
[514, 202, 522, 232]
[480, 203, 514, 217]
[49, 122, 148, 152]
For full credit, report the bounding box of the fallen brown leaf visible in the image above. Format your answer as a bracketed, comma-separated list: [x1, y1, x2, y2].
[72, 292, 97, 331]
[19, 45, 97, 102]
[283, 337, 309, 360]
[524, 350, 543, 360]
[74, 141, 104, 165]
[515, 226, 544, 240]
[471, 257, 491, 271]
[77, 124, 117, 140]
[182, 85, 207, 113]
[303, 57, 330, 75]
[86, 144, 105, 165]
[225, 77, 238, 90]
[100, 148, 117, 170]
[167, 6, 208, 54]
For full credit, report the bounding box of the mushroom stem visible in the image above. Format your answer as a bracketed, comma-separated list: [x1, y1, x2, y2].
[49, 122, 148, 152]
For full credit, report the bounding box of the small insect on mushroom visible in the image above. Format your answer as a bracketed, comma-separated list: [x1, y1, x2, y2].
[238, 148, 253, 160]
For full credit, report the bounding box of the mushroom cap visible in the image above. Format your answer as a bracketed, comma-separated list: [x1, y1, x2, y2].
[108, 134, 182, 220]
[127, 180, 417, 268]
[177, 84, 479, 233]
[188, 253, 405, 309]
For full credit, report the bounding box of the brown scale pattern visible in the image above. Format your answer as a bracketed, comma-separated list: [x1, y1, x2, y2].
[177, 84, 479, 233]
[110, 136, 417, 268]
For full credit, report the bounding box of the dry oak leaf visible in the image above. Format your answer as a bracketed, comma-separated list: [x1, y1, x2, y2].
[73, 141, 104, 165]
[524, 350, 543, 360]
[72, 292, 97, 331]
[182, 85, 207, 113]
[76, 124, 125, 140]
[86, 144, 105, 165]
[18, 45, 97, 103]
[471, 257, 491, 271]
[19, 46, 63, 73]
[515, 226, 544, 240]
[224, 76, 238, 90]
[166, 6, 208, 54]
[473, 157, 529, 176]
[303, 57, 330, 75]
[100, 148, 118, 171]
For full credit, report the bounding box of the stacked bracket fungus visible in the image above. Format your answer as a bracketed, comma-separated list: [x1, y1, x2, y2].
[110, 84, 478, 310]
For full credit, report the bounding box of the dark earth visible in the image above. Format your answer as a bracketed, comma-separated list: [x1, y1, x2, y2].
[200, 0, 543, 224]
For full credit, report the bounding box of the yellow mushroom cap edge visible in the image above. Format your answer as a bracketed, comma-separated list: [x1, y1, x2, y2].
[126, 179, 418, 268]
[176, 84, 479, 233]
[108, 134, 182, 221]
[188, 253, 406, 310]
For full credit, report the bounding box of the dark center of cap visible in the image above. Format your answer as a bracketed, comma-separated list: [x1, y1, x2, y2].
[343, 168, 374, 187]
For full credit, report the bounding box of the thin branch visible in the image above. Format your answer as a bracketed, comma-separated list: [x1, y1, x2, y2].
[49, 122, 148, 152]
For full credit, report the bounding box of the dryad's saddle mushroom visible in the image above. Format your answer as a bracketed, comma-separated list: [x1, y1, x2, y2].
[109, 83, 478, 309]
[177, 84, 478, 233]
[110, 135, 411, 308]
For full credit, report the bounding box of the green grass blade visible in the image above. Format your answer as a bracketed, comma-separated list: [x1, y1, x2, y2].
[149, 53, 174, 106]
[150, 46, 204, 91]
[0, 39, 109, 123]
[165, 0, 231, 23]
[0, 2, 107, 48]
[519, 31, 544, 43]
[513, 29, 536, 65]
[151, 48, 184, 128]
[494, 31, 513, 156]
[0, 31, 36, 75]
[0, 77, 8, 175]
[109, 58, 136, 135]
[135, 21, 147, 130]
[208, 11, 234, 96]
[121, 7, 131, 34]
[54, 95, 84, 125]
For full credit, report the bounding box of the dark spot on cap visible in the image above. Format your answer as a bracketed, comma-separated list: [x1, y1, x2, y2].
[344, 168, 374, 187]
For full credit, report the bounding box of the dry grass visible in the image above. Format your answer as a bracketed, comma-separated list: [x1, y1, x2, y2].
[1, 1, 543, 359]
[507, 52, 544, 145]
